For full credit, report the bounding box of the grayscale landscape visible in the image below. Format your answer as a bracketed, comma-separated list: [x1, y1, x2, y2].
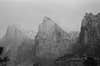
[0, 0, 100, 66]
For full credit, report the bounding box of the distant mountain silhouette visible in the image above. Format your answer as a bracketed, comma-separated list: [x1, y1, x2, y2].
[0, 25, 35, 66]
[1, 25, 27, 48]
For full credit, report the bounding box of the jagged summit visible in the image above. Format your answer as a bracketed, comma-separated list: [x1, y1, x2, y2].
[81, 12, 100, 27]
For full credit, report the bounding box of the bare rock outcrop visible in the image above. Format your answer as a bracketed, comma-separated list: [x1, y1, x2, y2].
[78, 13, 100, 57]
[34, 16, 73, 59]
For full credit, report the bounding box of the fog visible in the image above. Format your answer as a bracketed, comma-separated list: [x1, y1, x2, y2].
[0, 0, 100, 36]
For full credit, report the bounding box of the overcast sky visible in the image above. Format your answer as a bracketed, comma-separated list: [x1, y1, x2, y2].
[0, 0, 100, 36]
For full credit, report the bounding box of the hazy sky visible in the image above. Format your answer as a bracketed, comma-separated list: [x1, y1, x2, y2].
[0, 0, 100, 36]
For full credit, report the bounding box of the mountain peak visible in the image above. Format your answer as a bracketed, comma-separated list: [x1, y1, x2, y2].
[43, 16, 53, 22]
[38, 16, 56, 35]
[3, 24, 25, 40]
[42, 16, 55, 25]
[37, 16, 70, 39]
[7, 25, 20, 32]
[34, 17, 72, 58]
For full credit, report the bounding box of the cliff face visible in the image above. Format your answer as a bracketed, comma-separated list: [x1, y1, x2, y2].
[56, 13, 100, 63]
[79, 13, 100, 57]
[34, 16, 73, 59]
[15, 39, 34, 65]
[0, 25, 35, 66]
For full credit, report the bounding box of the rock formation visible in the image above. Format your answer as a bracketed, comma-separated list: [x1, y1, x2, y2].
[34, 16, 73, 59]
[15, 38, 34, 65]
[78, 13, 100, 57]
[0, 25, 35, 66]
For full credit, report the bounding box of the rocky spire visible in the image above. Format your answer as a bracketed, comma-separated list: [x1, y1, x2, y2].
[78, 12, 100, 57]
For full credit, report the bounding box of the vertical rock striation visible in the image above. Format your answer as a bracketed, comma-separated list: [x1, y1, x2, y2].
[78, 13, 100, 57]
[34, 16, 73, 59]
